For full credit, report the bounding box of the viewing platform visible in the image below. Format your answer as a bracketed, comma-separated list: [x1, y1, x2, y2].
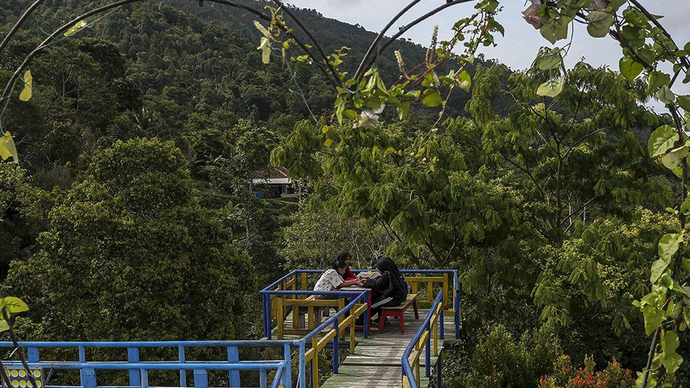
[0, 268, 460, 388]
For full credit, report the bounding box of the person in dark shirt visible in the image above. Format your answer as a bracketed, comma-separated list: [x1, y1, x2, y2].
[363, 257, 408, 321]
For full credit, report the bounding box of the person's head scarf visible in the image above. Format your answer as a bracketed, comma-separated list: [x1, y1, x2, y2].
[375, 257, 404, 287]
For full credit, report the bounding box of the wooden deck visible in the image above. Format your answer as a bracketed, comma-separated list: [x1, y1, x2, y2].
[320, 309, 456, 388]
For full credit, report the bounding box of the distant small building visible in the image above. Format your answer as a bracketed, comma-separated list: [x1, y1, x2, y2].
[252, 168, 296, 199]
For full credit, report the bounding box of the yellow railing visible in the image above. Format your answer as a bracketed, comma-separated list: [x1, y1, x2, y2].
[406, 297, 442, 386]
[277, 297, 346, 338]
[305, 303, 368, 388]
[404, 273, 451, 310]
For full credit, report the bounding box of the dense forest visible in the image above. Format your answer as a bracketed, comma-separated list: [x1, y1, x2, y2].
[0, 0, 488, 342]
[0, 0, 689, 387]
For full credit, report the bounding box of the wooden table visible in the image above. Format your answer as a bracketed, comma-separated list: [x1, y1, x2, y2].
[341, 286, 372, 332]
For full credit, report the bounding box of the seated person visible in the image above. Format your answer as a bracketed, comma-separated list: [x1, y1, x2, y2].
[336, 251, 357, 281]
[310, 259, 362, 322]
[362, 257, 408, 322]
[314, 258, 363, 295]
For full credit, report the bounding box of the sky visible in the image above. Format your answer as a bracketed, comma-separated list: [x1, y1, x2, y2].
[283, 0, 690, 113]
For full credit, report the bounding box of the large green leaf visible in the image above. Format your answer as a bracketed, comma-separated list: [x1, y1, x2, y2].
[457, 70, 472, 92]
[658, 232, 683, 263]
[586, 11, 614, 38]
[0, 297, 29, 315]
[636, 48, 656, 66]
[661, 146, 689, 170]
[650, 258, 669, 283]
[648, 71, 671, 93]
[536, 77, 564, 97]
[619, 57, 643, 81]
[676, 95, 690, 112]
[642, 304, 664, 336]
[657, 85, 676, 104]
[536, 48, 563, 70]
[540, 17, 571, 44]
[648, 125, 679, 157]
[422, 89, 443, 107]
[660, 330, 683, 373]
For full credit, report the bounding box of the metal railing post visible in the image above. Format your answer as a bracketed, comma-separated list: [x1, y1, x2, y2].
[194, 369, 209, 388]
[127, 347, 141, 387]
[332, 320, 339, 374]
[283, 343, 292, 388]
[439, 298, 445, 340]
[228, 346, 240, 387]
[436, 351, 443, 388]
[425, 321, 431, 378]
[78, 346, 90, 388]
[263, 293, 272, 340]
[363, 291, 370, 339]
[260, 370, 268, 388]
[178, 345, 187, 387]
[299, 341, 307, 388]
[454, 271, 460, 339]
[311, 337, 319, 388]
[81, 368, 96, 388]
[27, 347, 39, 362]
[141, 368, 149, 388]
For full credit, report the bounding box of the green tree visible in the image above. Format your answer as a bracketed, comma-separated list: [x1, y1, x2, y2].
[470, 62, 672, 244]
[280, 201, 392, 270]
[7, 138, 257, 341]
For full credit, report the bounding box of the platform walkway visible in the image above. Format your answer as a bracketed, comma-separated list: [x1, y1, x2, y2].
[272, 307, 455, 388]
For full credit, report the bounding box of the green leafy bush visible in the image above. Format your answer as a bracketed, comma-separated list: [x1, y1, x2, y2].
[451, 325, 562, 388]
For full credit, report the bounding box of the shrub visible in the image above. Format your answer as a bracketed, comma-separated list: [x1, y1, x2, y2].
[451, 324, 562, 388]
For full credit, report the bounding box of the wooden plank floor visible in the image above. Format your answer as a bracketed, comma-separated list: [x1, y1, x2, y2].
[320, 309, 456, 388]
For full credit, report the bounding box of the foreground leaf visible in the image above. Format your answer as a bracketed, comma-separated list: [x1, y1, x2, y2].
[661, 146, 689, 170]
[648, 125, 678, 158]
[0, 131, 19, 162]
[586, 11, 614, 38]
[64, 20, 87, 37]
[457, 70, 472, 92]
[0, 297, 29, 315]
[660, 330, 683, 373]
[641, 304, 664, 336]
[536, 48, 563, 71]
[536, 77, 564, 97]
[19, 70, 32, 101]
[258, 37, 271, 64]
[619, 57, 643, 81]
[650, 258, 669, 283]
[540, 17, 571, 44]
[658, 232, 683, 263]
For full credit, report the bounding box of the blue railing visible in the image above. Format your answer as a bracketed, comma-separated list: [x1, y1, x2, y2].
[0, 292, 369, 388]
[0, 340, 294, 388]
[402, 292, 445, 388]
[258, 289, 370, 388]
